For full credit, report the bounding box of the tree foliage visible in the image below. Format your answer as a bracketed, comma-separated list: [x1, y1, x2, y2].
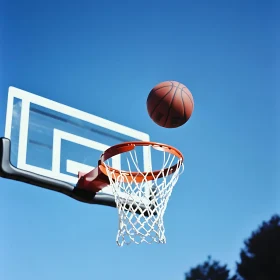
[185, 256, 236, 280]
[236, 214, 280, 280]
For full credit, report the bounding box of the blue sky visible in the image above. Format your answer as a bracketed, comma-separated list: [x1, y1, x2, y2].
[0, 0, 279, 279]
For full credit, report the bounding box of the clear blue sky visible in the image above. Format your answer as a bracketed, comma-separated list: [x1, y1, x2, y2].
[0, 0, 279, 279]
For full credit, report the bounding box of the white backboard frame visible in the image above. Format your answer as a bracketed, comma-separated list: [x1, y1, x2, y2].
[4, 86, 152, 200]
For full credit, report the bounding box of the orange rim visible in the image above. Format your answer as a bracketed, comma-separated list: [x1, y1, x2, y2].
[98, 141, 183, 183]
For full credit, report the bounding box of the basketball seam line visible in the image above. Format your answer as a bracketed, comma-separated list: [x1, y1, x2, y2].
[182, 88, 194, 108]
[152, 83, 173, 93]
[147, 84, 172, 104]
[163, 82, 180, 127]
[149, 84, 175, 118]
[180, 87, 187, 122]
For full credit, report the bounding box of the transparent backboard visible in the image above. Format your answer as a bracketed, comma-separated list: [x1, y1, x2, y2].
[4, 87, 151, 202]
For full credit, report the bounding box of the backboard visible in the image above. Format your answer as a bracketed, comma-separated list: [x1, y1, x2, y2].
[0, 86, 151, 207]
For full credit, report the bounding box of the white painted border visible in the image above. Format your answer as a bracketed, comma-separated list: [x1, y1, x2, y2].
[5, 87, 150, 140]
[52, 129, 121, 195]
[52, 129, 121, 174]
[66, 160, 94, 175]
[17, 99, 30, 169]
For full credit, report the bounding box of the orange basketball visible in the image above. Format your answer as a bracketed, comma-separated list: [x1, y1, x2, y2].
[146, 81, 194, 128]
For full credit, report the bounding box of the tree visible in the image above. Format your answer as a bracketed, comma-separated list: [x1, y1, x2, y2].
[185, 256, 236, 280]
[236, 214, 280, 280]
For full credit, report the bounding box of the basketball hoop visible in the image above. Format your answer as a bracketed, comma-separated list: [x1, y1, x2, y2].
[77, 141, 184, 246]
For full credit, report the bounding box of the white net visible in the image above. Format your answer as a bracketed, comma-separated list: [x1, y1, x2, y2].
[103, 145, 184, 246]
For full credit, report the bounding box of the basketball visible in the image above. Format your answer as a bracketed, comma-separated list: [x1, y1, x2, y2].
[147, 81, 194, 128]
